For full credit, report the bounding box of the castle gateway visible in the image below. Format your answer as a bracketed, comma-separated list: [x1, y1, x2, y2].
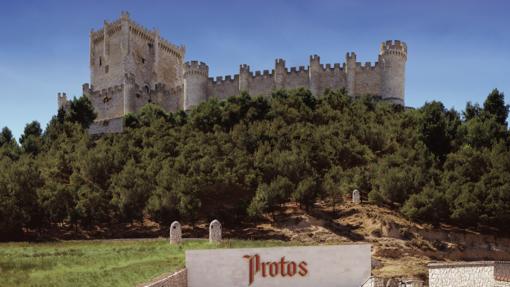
[58, 12, 407, 134]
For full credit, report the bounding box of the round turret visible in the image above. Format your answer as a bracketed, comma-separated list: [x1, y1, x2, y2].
[183, 61, 209, 110]
[379, 40, 407, 105]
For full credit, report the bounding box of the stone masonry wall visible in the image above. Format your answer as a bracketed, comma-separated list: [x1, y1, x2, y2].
[86, 84, 125, 120]
[203, 58, 385, 102]
[70, 13, 407, 134]
[428, 262, 495, 287]
[90, 19, 124, 92]
[495, 262, 510, 283]
[88, 117, 124, 134]
[207, 76, 239, 100]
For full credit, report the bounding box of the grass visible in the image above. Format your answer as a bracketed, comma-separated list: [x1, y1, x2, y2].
[0, 239, 293, 287]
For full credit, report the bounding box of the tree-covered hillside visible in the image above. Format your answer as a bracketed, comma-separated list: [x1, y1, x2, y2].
[1, 88, 509, 240]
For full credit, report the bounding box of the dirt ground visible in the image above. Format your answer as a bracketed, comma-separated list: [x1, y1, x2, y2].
[22, 201, 510, 281]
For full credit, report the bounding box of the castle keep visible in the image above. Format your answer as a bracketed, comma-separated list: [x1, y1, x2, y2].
[57, 12, 407, 134]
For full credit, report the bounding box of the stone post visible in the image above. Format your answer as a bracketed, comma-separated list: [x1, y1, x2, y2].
[352, 189, 361, 204]
[209, 219, 222, 243]
[169, 221, 182, 244]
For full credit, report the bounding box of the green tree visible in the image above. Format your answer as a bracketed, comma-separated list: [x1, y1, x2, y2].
[483, 89, 509, 125]
[67, 95, 97, 128]
[20, 121, 42, 155]
[110, 159, 153, 222]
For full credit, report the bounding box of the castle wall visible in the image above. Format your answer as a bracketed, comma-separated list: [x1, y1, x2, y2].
[354, 64, 381, 97]
[156, 41, 184, 89]
[248, 71, 275, 97]
[71, 13, 407, 134]
[87, 85, 125, 120]
[317, 64, 347, 93]
[90, 20, 124, 91]
[88, 117, 124, 134]
[127, 21, 184, 90]
[284, 67, 309, 90]
[208, 76, 239, 100]
[127, 26, 156, 89]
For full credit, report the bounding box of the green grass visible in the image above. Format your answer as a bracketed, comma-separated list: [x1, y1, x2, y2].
[0, 239, 293, 287]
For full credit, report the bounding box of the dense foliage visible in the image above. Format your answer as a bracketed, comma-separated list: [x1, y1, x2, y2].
[1, 88, 509, 239]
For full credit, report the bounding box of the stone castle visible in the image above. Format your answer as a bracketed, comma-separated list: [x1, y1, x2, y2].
[57, 12, 407, 133]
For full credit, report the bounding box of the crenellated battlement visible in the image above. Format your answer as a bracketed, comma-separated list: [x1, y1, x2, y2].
[209, 74, 239, 85]
[359, 61, 378, 71]
[184, 61, 209, 76]
[288, 66, 309, 74]
[346, 52, 357, 61]
[380, 40, 407, 58]
[90, 11, 184, 58]
[240, 64, 251, 73]
[75, 12, 408, 134]
[252, 69, 273, 78]
[321, 63, 345, 71]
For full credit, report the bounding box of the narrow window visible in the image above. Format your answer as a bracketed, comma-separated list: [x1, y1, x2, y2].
[105, 65, 109, 73]
[99, 56, 103, 66]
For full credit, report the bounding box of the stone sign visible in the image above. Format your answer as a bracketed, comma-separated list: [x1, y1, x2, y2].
[186, 244, 371, 287]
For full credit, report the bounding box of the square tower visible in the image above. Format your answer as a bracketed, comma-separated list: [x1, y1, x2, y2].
[87, 11, 185, 121]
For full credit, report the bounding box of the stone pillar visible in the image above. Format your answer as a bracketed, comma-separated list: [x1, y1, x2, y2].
[209, 219, 222, 243]
[169, 221, 182, 244]
[352, 189, 361, 204]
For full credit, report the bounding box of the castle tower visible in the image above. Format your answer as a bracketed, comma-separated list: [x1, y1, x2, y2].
[57, 92, 69, 110]
[183, 61, 209, 110]
[239, 64, 251, 92]
[88, 11, 185, 121]
[274, 59, 286, 89]
[379, 40, 407, 105]
[309, 55, 321, 96]
[345, 52, 357, 97]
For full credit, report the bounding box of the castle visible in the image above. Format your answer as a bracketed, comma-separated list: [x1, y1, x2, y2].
[57, 12, 407, 134]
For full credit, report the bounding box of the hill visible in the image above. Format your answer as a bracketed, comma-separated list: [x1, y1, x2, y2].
[1, 87, 510, 271]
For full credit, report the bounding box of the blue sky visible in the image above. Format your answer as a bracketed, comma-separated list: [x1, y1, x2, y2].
[1, 0, 509, 139]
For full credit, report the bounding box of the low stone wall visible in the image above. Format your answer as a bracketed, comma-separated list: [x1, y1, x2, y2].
[142, 269, 187, 287]
[428, 261, 503, 287]
[361, 277, 385, 287]
[88, 117, 124, 134]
